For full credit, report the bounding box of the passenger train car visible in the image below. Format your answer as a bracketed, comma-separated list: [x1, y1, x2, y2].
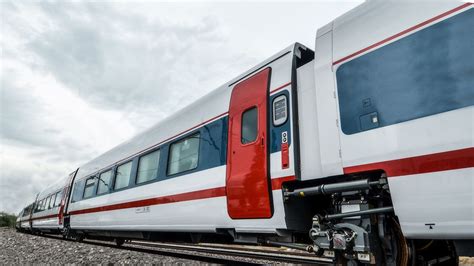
[17, 2, 473, 265]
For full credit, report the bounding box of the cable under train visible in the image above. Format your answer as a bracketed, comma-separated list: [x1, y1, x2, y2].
[16, 2, 474, 265]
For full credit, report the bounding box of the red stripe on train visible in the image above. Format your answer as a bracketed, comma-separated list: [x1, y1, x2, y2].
[69, 176, 296, 216]
[333, 3, 473, 66]
[68, 146, 474, 217]
[69, 187, 227, 216]
[30, 214, 59, 221]
[344, 147, 474, 177]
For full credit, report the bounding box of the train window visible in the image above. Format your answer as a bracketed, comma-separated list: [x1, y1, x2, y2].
[51, 193, 57, 208]
[57, 191, 63, 206]
[241, 107, 258, 144]
[71, 181, 83, 203]
[97, 170, 112, 195]
[114, 161, 133, 190]
[47, 195, 53, 209]
[40, 199, 45, 211]
[167, 133, 200, 175]
[336, 8, 474, 134]
[137, 150, 160, 184]
[272, 95, 288, 126]
[50, 195, 55, 209]
[22, 208, 29, 217]
[83, 177, 96, 199]
[53, 191, 62, 207]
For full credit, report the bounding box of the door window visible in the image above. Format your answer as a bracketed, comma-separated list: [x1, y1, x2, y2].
[241, 107, 258, 144]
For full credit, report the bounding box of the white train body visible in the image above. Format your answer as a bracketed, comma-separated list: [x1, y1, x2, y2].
[66, 47, 297, 234]
[21, 1, 473, 263]
[309, 1, 473, 239]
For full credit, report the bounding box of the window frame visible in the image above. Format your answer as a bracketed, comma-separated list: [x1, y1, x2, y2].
[40, 199, 46, 211]
[47, 195, 53, 209]
[136, 149, 161, 185]
[241, 106, 259, 145]
[97, 169, 113, 195]
[53, 191, 61, 207]
[83, 176, 97, 199]
[166, 132, 201, 176]
[113, 160, 133, 191]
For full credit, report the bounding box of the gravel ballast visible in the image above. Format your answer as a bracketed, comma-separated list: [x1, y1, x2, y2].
[1, 227, 473, 265]
[0, 228, 201, 264]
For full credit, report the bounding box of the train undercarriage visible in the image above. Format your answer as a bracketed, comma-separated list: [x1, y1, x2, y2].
[280, 174, 461, 265]
[52, 173, 464, 266]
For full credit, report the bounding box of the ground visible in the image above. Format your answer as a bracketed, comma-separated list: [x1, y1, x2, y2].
[1, 227, 473, 265]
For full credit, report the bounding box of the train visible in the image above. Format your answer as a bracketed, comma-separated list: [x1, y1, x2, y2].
[16, 1, 473, 265]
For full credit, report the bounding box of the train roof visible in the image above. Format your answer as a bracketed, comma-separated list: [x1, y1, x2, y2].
[74, 43, 306, 181]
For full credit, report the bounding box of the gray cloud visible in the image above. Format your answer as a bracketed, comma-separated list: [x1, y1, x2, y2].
[24, 2, 235, 112]
[1, 78, 51, 147]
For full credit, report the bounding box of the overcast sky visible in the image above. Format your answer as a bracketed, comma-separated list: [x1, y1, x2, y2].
[0, 1, 362, 214]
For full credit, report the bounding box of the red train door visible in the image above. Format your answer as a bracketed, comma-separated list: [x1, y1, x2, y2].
[226, 68, 272, 219]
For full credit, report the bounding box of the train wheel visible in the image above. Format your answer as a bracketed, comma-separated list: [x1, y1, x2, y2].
[409, 240, 458, 266]
[387, 217, 409, 266]
[336, 217, 409, 266]
[76, 234, 84, 243]
[115, 238, 125, 247]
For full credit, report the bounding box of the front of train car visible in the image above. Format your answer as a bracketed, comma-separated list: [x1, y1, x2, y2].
[288, 1, 473, 265]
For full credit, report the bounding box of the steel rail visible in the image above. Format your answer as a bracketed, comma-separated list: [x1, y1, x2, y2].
[131, 240, 333, 265]
[34, 232, 332, 265]
[38, 233, 256, 265]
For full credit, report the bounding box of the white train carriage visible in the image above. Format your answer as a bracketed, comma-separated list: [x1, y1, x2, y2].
[16, 203, 34, 232]
[65, 44, 309, 236]
[20, 1, 473, 264]
[326, 1, 474, 240]
[29, 176, 69, 233]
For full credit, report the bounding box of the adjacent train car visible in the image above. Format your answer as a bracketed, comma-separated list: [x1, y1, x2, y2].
[19, 1, 473, 265]
[16, 202, 36, 232]
[29, 176, 70, 234]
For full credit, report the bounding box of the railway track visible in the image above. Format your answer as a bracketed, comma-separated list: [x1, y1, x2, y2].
[131, 240, 333, 264]
[40, 233, 332, 264]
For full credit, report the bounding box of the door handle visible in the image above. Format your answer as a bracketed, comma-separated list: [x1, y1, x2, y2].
[261, 136, 264, 147]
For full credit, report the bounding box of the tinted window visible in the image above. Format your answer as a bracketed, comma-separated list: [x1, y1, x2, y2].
[71, 181, 83, 203]
[22, 208, 29, 217]
[47, 195, 53, 209]
[83, 177, 96, 199]
[114, 161, 132, 190]
[54, 191, 63, 207]
[336, 9, 474, 134]
[241, 107, 258, 144]
[137, 150, 160, 184]
[168, 134, 200, 175]
[97, 170, 112, 195]
[51, 193, 57, 208]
